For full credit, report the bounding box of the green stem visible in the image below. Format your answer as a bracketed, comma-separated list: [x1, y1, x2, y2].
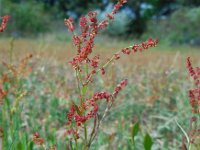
[9, 38, 14, 64]
[84, 124, 88, 148]
[84, 49, 122, 86]
[75, 70, 83, 104]
[88, 115, 98, 148]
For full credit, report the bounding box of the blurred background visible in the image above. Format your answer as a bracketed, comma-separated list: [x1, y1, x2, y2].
[0, 0, 200, 46]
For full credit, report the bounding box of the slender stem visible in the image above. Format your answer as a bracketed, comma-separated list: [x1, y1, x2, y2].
[42, 144, 47, 150]
[89, 96, 115, 145]
[75, 139, 78, 150]
[84, 50, 121, 86]
[75, 69, 83, 104]
[87, 115, 98, 148]
[0, 137, 2, 150]
[9, 38, 14, 64]
[175, 119, 190, 144]
[84, 123, 88, 145]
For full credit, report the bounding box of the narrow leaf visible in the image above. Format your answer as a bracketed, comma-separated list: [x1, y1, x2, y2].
[132, 122, 140, 141]
[82, 85, 88, 96]
[73, 103, 82, 115]
[143, 133, 153, 150]
[28, 141, 34, 150]
[17, 142, 23, 150]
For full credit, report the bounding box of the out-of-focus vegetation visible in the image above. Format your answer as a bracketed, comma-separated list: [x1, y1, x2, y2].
[144, 7, 200, 46]
[1, 0, 51, 36]
[0, 0, 200, 46]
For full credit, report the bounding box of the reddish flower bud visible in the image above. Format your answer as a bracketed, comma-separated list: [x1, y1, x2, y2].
[122, 48, 131, 55]
[101, 68, 105, 75]
[98, 20, 109, 30]
[32, 132, 45, 146]
[88, 11, 97, 23]
[107, 14, 114, 20]
[64, 17, 75, 32]
[90, 55, 100, 68]
[132, 44, 139, 52]
[114, 53, 120, 60]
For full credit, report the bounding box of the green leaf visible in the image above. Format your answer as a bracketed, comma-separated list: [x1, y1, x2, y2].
[85, 64, 89, 75]
[143, 133, 153, 150]
[28, 141, 34, 150]
[72, 102, 82, 115]
[132, 122, 140, 141]
[81, 85, 88, 96]
[17, 142, 23, 150]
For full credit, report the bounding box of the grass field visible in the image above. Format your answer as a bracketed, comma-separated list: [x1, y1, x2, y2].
[0, 35, 200, 149]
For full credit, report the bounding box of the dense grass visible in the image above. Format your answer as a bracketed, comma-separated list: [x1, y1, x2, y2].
[0, 35, 200, 149]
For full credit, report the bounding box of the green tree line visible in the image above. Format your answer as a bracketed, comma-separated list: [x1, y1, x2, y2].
[0, 0, 200, 38]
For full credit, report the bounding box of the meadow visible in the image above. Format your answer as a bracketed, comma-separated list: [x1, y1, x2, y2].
[0, 33, 200, 149]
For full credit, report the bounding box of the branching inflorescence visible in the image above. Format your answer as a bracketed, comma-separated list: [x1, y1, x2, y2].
[185, 57, 200, 148]
[0, 15, 10, 103]
[64, 0, 158, 149]
[187, 57, 200, 114]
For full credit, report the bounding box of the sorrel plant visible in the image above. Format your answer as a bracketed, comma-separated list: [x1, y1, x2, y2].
[182, 57, 200, 149]
[60, 0, 158, 149]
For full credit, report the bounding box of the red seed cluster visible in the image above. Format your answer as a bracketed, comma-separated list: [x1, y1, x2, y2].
[112, 0, 127, 15]
[187, 57, 200, 114]
[132, 38, 158, 53]
[0, 88, 7, 102]
[65, 0, 128, 69]
[64, 17, 75, 32]
[0, 15, 10, 32]
[113, 79, 128, 97]
[90, 55, 100, 68]
[122, 48, 131, 55]
[32, 132, 45, 146]
[187, 57, 200, 86]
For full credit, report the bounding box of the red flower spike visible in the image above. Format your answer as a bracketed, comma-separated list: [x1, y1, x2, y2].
[113, 79, 128, 97]
[0, 15, 11, 32]
[79, 16, 88, 30]
[187, 57, 200, 115]
[187, 57, 199, 86]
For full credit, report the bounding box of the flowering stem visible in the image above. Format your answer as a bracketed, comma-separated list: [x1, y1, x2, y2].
[89, 96, 115, 145]
[100, 51, 120, 71]
[88, 115, 98, 148]
[84, 49, 121, 86]
[75, 69, 83, 104]
[9, 37, 14, 64]
[84, 123, 88, 146]
[84, 45, 133, 86]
